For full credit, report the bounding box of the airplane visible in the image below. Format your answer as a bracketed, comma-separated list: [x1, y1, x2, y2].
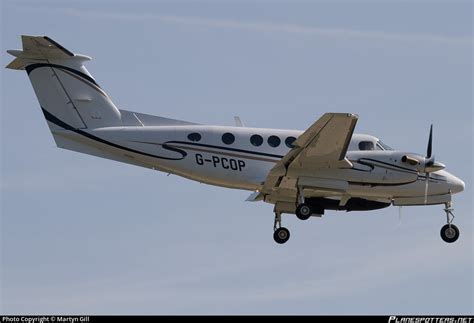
[6, 35, 465, 244]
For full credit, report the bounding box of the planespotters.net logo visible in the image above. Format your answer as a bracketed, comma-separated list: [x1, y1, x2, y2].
[389, 317, 473, 323]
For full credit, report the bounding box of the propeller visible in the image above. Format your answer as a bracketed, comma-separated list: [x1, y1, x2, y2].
[422, 125, 445, 173]
[400, 125, 445, 204]
[426, 125, 433, 161]
[396, 205, 403, 228]
[424, 125, 433, 204]
[422, 125, 445, 203]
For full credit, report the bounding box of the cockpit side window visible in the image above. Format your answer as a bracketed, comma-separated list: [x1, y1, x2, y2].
[377, 140, 394, 151]
[358, 141, 375, 151]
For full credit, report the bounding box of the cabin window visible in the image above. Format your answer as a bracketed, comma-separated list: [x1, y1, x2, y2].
[358, 141, 375, 151]
[285, 136, 296, 148]
[222, 132, 235, 145]
[250, 134, 263, 146]
[268, 135, 281, 148]
[187, 132, 201, 142]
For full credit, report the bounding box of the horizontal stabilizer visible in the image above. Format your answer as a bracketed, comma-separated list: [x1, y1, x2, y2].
[6, 35, 91, 70]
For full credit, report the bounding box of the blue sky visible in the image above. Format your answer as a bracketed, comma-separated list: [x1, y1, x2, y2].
[1, 0, 473, 314]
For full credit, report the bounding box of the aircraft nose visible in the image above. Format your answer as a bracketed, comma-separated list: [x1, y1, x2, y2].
[448, 174, 465, 194]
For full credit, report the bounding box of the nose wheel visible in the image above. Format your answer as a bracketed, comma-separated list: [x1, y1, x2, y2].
[440, 224, 459, 243]
[273, 212, 290, 244]
[440, 202, 460, 243]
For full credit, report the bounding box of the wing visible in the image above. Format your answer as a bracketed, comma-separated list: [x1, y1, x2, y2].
[261, 113, 358, 198]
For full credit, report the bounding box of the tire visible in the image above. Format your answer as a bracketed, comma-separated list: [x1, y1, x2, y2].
[440, 224, 459, 243]
[273, 227, 290, 244]
[296, 203, 312, 220]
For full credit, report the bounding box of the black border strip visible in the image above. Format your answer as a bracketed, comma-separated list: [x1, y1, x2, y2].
[157, 142, 279, 163]
[59, 68, 108, 97]
[417, 175, 447, 183]
[165, 141, 285, 159]
[349, 179, 418, 187]
[42, 108, 186, 161]
[358, 158, 418, 174]
[26, 63, 99, 87]
[43, 36, 74, 57]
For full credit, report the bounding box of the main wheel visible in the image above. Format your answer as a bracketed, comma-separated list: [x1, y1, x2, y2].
[273, 227, 290, 244]
[296, 203, 312, 220]
[440, 224, 459, 243]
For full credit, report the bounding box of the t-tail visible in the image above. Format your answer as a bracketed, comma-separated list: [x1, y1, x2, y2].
[6, 35, 122, 132]
[6, 35, 194, 168]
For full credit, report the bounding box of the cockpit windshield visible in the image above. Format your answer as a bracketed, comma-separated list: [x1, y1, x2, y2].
[376, 140, 394, 151]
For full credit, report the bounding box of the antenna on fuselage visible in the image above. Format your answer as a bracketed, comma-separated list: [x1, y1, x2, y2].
[234, 116, 244, 127]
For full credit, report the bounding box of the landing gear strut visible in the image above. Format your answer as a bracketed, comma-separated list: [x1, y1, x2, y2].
[440, 202, 460, 243]
[273, 212, 290, 244]
[295, 186, 312, 220]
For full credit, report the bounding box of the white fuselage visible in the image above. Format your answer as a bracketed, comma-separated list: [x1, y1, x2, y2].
[52, 123, 464, 205]
[7, 35, 466, 244]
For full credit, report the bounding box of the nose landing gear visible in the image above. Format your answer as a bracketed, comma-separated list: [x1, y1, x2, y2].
[440, 202, 459, 243]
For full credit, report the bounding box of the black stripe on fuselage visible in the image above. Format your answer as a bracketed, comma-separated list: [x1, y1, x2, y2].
[40, 101, 434, 178]
[349, 177, 446, 187]
[352, 159, 448, 183]
[164, 141, 285, 159]
[348, 179, 418, 187]
[131, 140, 280, 163]
[41, 108, 186, 161]
[417, 175, 447, 183]
[357, 158, 418, 174]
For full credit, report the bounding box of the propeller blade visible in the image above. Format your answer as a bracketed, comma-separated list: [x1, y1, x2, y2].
[424, 174, 429, 204]
[395, 205, 402, 229]
[398, 206, 402, 226]
[426, 124, 433, 158]
[424, 125, 434, 203]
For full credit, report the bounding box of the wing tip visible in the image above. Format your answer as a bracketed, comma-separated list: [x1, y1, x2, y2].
[324, 112, 359, 119]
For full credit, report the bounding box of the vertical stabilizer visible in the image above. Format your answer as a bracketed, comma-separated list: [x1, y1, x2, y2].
[6, 35, 122, 129]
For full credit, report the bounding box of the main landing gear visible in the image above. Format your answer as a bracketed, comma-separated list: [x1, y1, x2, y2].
[295, 203, 312, 220]
[273, 212, 290, 244]
[295, 203, 324, 220]
[440, 202, 459, 243]
[294, 187, 313, 220]
[273, 188, 324, 244]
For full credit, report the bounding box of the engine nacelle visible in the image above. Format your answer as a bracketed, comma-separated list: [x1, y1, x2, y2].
[401, 154, 445, 173]
[424, 161, 446, 173]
